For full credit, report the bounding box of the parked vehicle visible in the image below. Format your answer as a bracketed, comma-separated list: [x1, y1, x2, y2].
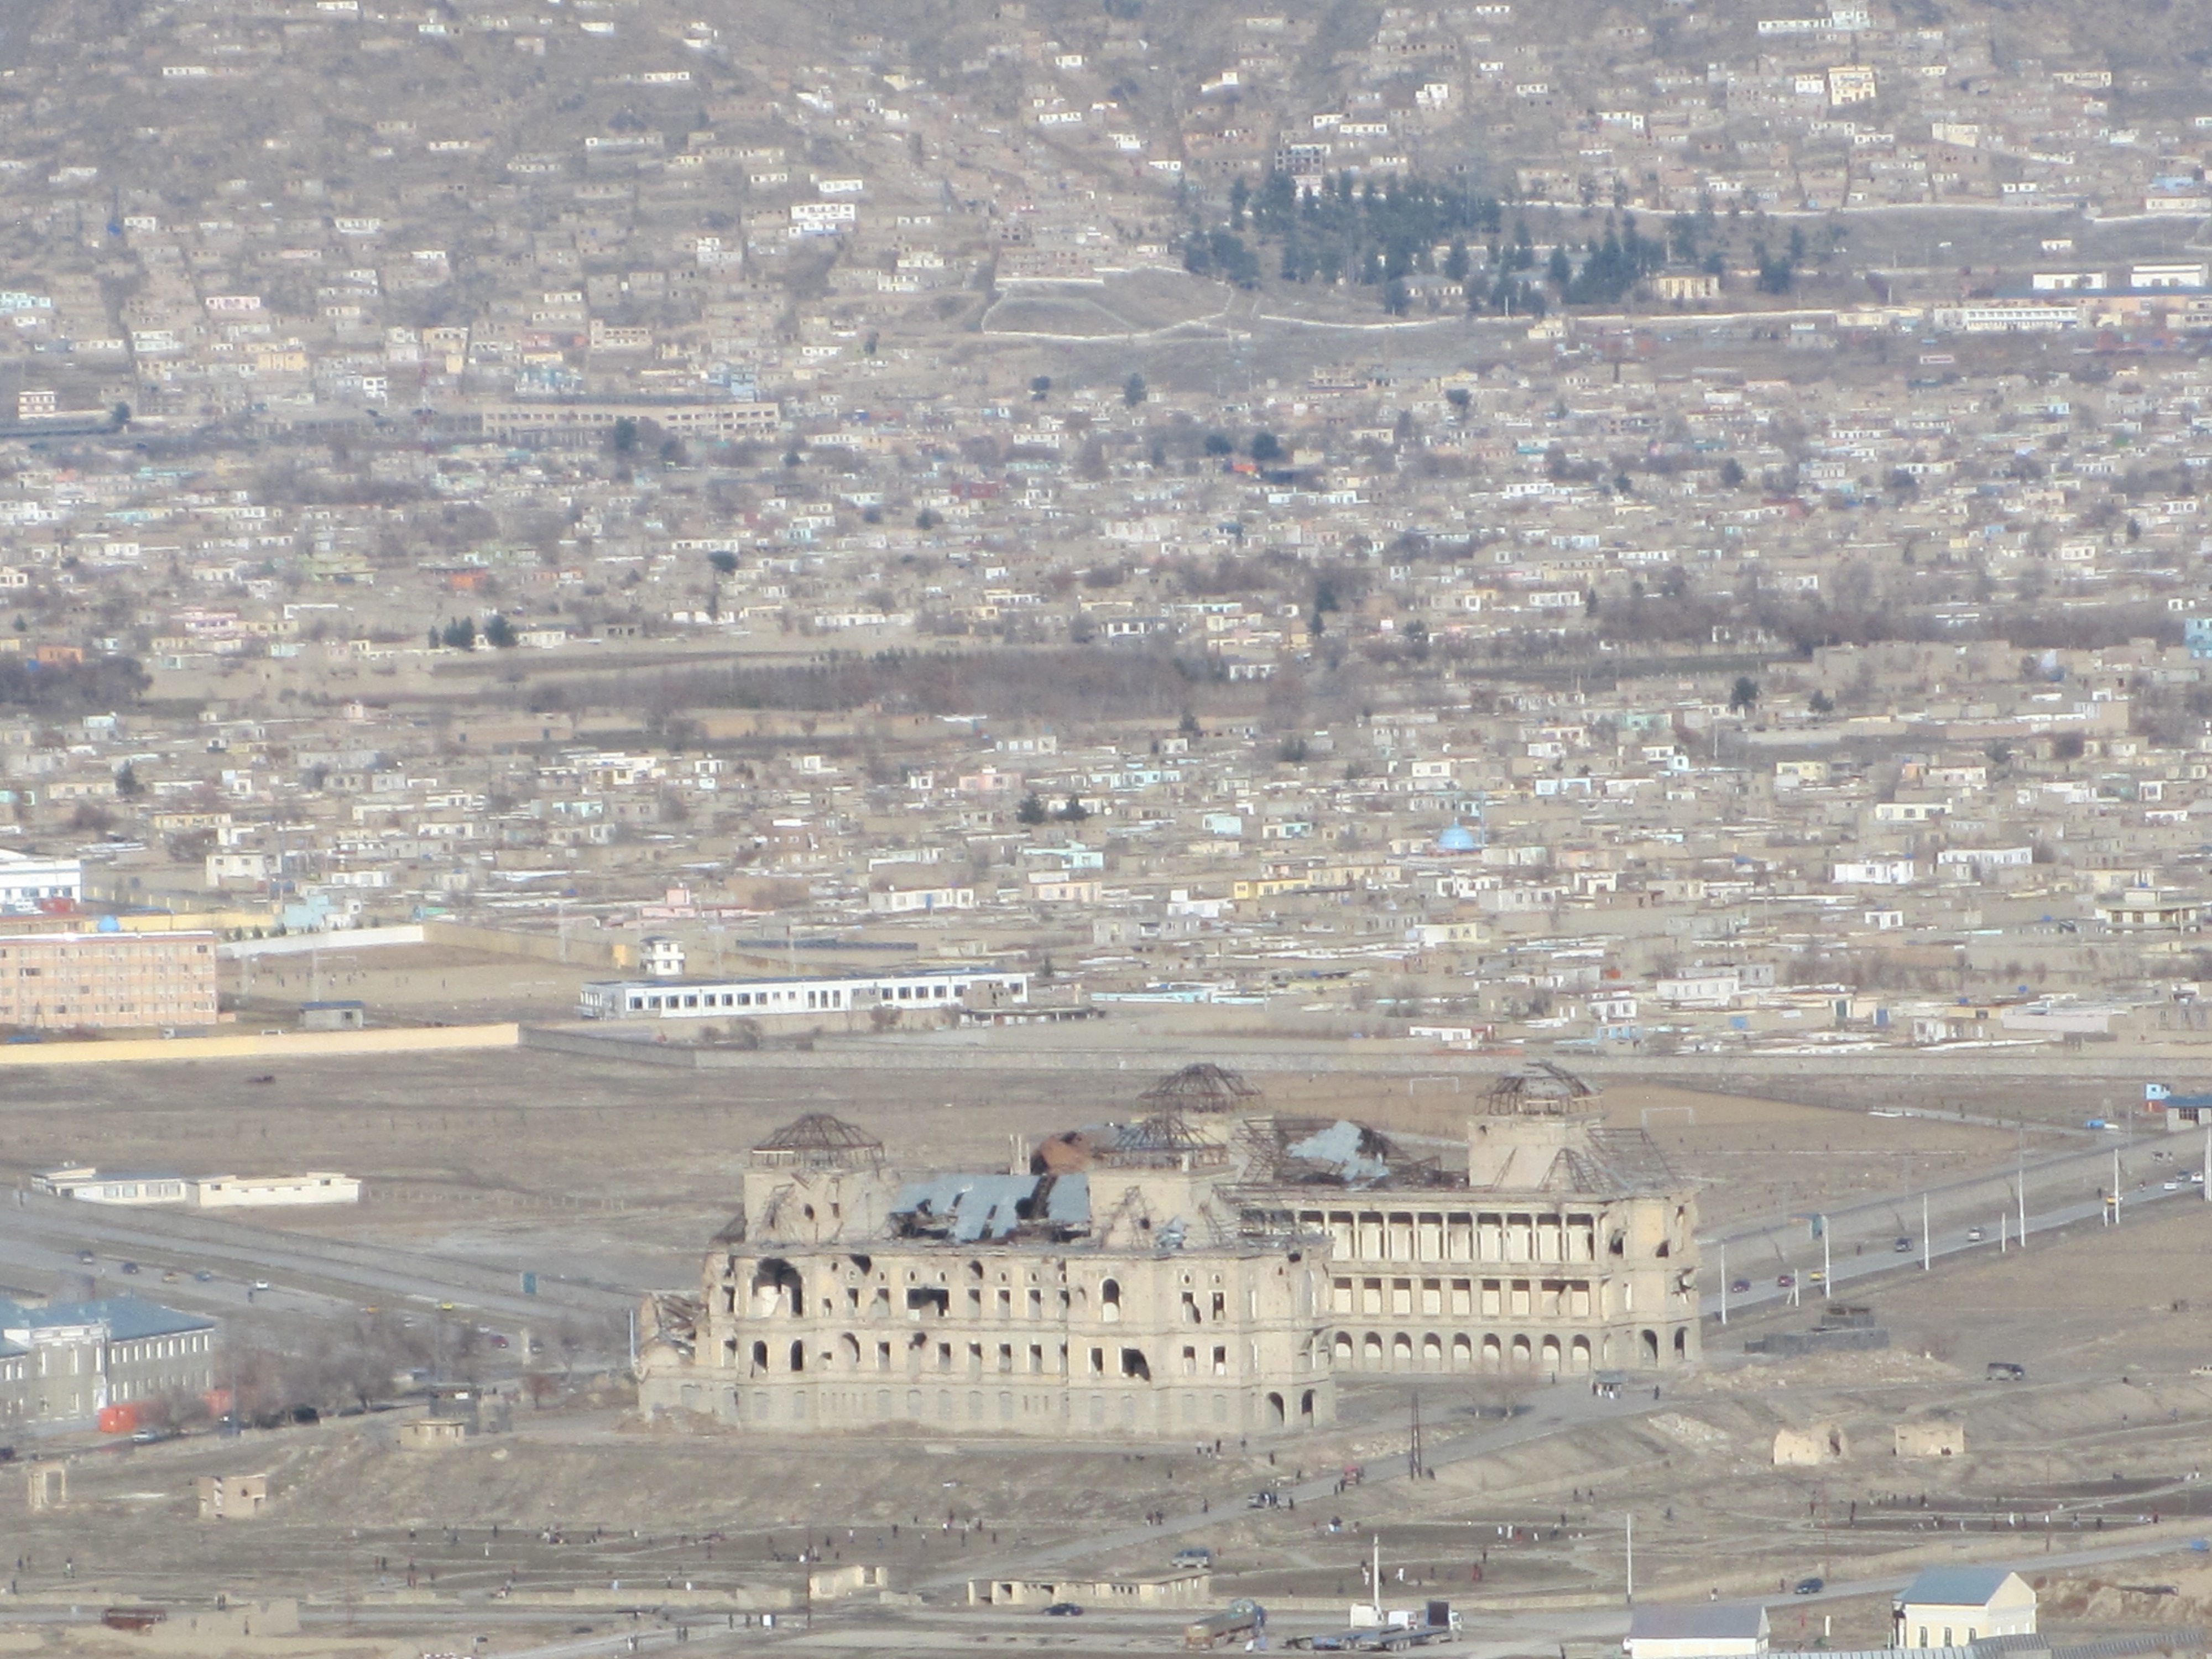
[1186, 1601, 1266, 1650]
[1044, 1603, 1083, 1617]
[1986, 1361, 2027, 1381]
[1171, 1547, 1215, 1568]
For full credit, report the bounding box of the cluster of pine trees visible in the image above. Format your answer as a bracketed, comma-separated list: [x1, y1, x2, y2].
[1180, 169, 1799, 313]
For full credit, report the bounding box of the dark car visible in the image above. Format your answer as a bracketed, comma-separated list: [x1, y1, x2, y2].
[1044, 1604, 1084, 1617]
[1775, 1273, 1796, 1290]
[119, 1261, 140, 1275]
[194, 1270, 214, 1282]
[75, 1249, 95, 1265]
[1794, 1578, 1825, 1596]
[1729, 1277, 1752, 1293]
[1893, 1237, 1913, 1253]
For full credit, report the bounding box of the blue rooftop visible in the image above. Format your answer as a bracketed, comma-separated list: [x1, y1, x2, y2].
[889, 1173, 1089, 1241]
[0, 1295, 216, 1340]
[1899, 1568, 2026, 1606]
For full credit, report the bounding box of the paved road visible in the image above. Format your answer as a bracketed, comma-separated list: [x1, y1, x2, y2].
[0, 1190, 630, 1326]
[1703, 1130, 2209, 1318]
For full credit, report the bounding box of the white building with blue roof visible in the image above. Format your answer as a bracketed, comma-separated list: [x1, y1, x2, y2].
[1895, 1568, 2038, 1650]
[0, 1295, 218, 1428]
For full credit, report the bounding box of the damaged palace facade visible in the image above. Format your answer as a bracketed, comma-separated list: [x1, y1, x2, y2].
[637, 1065, 1700, 1439]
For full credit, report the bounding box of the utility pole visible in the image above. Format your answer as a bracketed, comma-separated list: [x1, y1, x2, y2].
[2114, 1147, 2122, 1225]
[1408, 1391, 1424, 1480]
[1820, 1215, 1830, 1295]
[1625, 1512, 1634, 1606]
[1921, 1193, 1931, 1270]
[1719, 1242, 1728, 1326]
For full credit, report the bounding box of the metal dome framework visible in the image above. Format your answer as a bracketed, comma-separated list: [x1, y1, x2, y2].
[1138, 1062, 1264, 1115]
[1479, 1060, 1598, 1117]
[750, 1113, 885, 1171]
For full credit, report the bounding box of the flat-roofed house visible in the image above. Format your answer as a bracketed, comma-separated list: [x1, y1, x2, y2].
[1627, 1604, 1770, 1659]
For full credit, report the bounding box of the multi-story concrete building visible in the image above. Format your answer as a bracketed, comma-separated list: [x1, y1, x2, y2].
[0, 1295, 220, 1427]
[635, 1065, 1700, 1440]
[0, 930, 218, 1029]
[638, 1101, 1335, 1438]
[1251, 1066, 1703, 1375]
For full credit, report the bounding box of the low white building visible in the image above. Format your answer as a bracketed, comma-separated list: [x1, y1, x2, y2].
[867, 884, 976, 914]
[34, 1166, 186, 1204]
[34, 1166, 359, 1208]
[1626, 1605, 1769, 1659]
[0, 848, 82, 909]
[577, 964, 1030, 1020]
[1894, 1568, 2037, 1650]
[189, 1172, 361, 1209]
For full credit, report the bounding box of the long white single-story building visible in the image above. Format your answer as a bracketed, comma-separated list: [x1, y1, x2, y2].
[36, 1166, 361, 1208]
[576, 965, 1030, 1020]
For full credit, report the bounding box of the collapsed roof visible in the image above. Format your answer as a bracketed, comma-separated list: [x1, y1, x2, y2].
[889, 1172, 1091, 1243]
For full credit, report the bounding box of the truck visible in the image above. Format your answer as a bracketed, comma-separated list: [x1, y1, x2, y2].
[1290, 1604, 1460, 1652]
[1185, 1600, 1266, 1650]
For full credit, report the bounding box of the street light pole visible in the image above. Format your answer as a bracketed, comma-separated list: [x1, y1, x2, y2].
[1921, 1193, 1931, 1270]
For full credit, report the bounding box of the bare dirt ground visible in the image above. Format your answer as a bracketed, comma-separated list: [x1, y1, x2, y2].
[0, 1053, 2041, 1266]
[4, 1051, 2210, 1659]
